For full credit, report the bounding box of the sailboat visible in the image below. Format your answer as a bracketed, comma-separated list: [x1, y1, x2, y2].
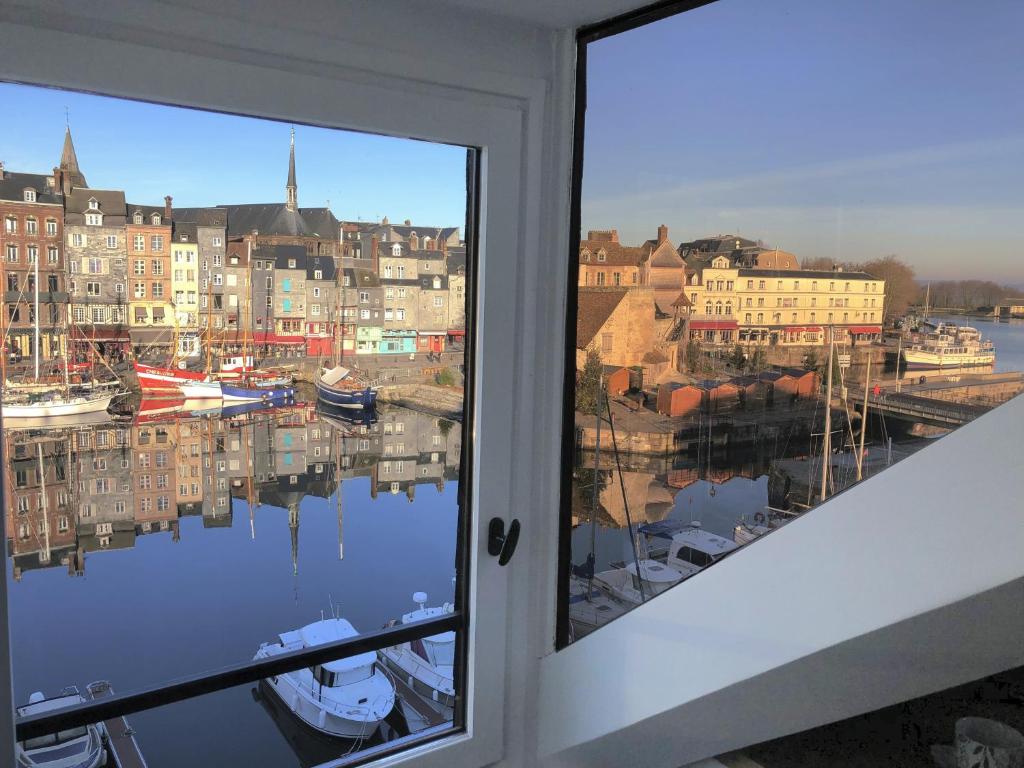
[315, 285, 375, 410]
[134, 304, 222, 398]
[2, 248, 122, 422]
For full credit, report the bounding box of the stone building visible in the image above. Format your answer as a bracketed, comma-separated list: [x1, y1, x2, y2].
[305, 254, 337, 357]
[371, 219, 461, 251]
[132, 420, 178, 534]
[416, 269, 449, 353]
[223, 239, 250, 346]
[173, 207, 227, 339]
[66, 187, 130, 359]
[0, 167, 67, 365]
[446, 245, 467, 346]
[126, 202, 173, 358]
[642, 225, 686, 316]
[578, 230, 644, 289]
[379, 240, 419, 355]
[345, 266, 383, 356]
[74, 424, 135, 550]
[271, 245, 307, 358]
[576, 286, 660, 377]
[175, 419, 204, 515]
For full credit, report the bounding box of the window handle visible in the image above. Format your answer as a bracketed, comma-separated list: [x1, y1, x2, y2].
[488, 517, 520, 566]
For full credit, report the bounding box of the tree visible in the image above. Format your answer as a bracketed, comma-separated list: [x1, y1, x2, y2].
[801, 256, 837, 271]
[802, 348, 819, 370]
[730, 344, 746, 369]
[746, 347, 767, 373]
[685, 339, 702, 373]
[435, 367, 456, 386]
[857, 255, 917, 320]
[576, 347, 604, 416]
[437, 418, 453, 437]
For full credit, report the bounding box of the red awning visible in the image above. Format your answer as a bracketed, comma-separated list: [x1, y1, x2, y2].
[848, 326, 881, 334]
[784, 326, 823, 333]
[447, 329, 466, 337]
[690, 319, 738, 331]
[251, 332, 305, 345]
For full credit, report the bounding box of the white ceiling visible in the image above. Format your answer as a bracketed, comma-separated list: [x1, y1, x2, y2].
[436, 0, 653, 30]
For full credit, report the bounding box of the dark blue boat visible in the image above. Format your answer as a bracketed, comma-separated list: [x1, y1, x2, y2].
[315, 366, 376, 411]
[222, 384, 296, 403]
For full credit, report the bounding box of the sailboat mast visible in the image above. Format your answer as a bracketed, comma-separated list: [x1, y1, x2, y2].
[1, 253, 7, 385]
[38, 441, 50, 562]
[33, 248, 40, 381]
[857, 354, 871, 482]
[589, 372, 602, 574]
[820, 335, 834, 502]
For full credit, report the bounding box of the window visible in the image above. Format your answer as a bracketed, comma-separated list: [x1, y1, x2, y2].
[5, 245, 16, 263]
[359, 291, 369, 303]
[134, 259, 146, 275]
[47, 246, 58, 264]
[86, 281, 100, 296]
[152, 261, 164, 276]
[25, 217, 37, 234]
[46, 219, 57, 236]
[151, 235, 164, 251]
[106, 234, 118, 249]
[134, 282, 146, 298]
[134, 234, 145, 251]
[434, 296, 444, 307]
[71, 233, 84, 247]
[396, 308, 406, 321]
[86, 213, 103, 226]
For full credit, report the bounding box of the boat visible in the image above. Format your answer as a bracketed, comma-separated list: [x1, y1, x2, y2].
[133, 362, 222, 399]
[592, 558, 685, 607]
[2, 389, 118, 421]
[378, 593, 456, 726]
[315, 366, 376, 411]
[254, 617, 396, 739]
[221, 382, 295, 403]
[15, 687, 108, 768]
[902, 324, 995, 370]
[639, 520, 739, 579]
[567, 573, 628, 639]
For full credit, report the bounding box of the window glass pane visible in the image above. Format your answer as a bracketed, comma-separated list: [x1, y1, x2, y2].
[2, 81, 472, 764]
[562, 0, 1023, 643]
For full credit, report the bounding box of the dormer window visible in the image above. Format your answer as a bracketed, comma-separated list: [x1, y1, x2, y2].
[288, 259, 296, 268]
[134, 212, 143, 224]
[23, 189, 36, 203]
[151, 213, 161, 225]
[391, 243, 402, 256]
[581, 248, 591, 262]
[597, 249, 607, 262]
[87, 197, 99, 210]
[85, 213, 103, 226]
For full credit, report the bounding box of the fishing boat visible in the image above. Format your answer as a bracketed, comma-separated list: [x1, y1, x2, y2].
[255, 617, 396, 739]
[902, 324, 995, 370]
[221, 382, 295, 403]
[379, 593, 456, 725]
[15, 687, 108, 768]
[133, 361, 223, 399]
[315, 366, 376, 411]
[639, 520, 739, 579]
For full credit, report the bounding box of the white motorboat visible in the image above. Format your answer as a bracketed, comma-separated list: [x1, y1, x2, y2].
[379, 592, 456, 728]
[2, 390, 118, 421]
[255, 617, 396, 739]
[902, 324, 995, 370]
[593, 558, 685, 606]
[640, 520, 739, 579]
[15, 687, 108, 768]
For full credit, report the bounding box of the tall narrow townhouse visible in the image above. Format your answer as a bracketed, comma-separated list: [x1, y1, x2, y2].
[414, 245, 448, 354]
[173, 207, 228, 341]
[65, 188, 130, 361]
[126, 202, 173, 359]
[305, 254, 337, 357]
[0, 168, 67, 366]
[378, 240, 419, 355]
[170, 220, 201, 359]
[272, 245, 307, 359]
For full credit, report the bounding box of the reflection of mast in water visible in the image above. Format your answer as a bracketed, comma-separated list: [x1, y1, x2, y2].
[288, 500, 300, 605]
[335, 423, 344, 561]
[38, 442, 50, 564]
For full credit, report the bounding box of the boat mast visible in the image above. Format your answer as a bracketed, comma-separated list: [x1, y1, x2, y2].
[588, 370, 602, 590]
[856, 354, 871, 482]
[38, 441, 50, 563]
[1, 252, 7, 385]
[820, 334, 834, 502]
[33, 246, 40, 381]
[205, 260, 214, 375]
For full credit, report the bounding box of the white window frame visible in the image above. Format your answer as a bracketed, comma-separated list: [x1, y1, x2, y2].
[0, 17, 558, 768]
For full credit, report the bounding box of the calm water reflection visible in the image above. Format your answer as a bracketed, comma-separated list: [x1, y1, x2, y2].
[5, 400, 462, 767]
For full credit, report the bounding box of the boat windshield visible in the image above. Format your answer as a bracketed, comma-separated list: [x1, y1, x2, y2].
[423, 638, 455, 666]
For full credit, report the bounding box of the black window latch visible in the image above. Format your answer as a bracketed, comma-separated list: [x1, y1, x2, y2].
[487, 517, 520, 566]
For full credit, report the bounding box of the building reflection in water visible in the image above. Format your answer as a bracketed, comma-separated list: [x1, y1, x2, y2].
[4, 401, 463, 582]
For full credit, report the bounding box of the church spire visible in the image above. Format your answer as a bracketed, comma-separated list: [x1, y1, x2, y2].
[285, 127, 297, 212]
[58, 125, 87, 194]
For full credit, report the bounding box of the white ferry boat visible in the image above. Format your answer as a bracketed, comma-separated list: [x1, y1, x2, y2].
[902, 324, 995, 370]
[379, 592, 456, 726]
[255, 617, 396, 739]
[15, 687, 108, 768]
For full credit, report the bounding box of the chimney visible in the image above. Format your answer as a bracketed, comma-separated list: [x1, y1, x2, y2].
[371, 235, 379, 274]
[164, 195, 173, 221]
[404, 219, 411, 226]
[657, 224, 669, 246]
[440, 237, 448, 256]
[382, 215, 389, 225]
[610, 229, 619, 244]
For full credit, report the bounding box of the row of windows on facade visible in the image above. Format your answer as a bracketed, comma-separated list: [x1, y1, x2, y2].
[5, 244, 60, 263]
[583, 271, 638, 286]
[701, 278, 880, 293]
[6, 304, 60, 323]
[740, 311, 878, 324]
[696, 296, 880, 313]
[4, 215, 59, 235]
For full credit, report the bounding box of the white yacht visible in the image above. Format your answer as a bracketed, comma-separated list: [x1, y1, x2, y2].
[568, 574, 629, 638]
[593, 559, 685, 606]
[255, 618, 396, 739]
[15, 688, 108, 768]
[379, 592, 456, 726]
[640, 520, 739, 579]
[902, 324, 995, 370]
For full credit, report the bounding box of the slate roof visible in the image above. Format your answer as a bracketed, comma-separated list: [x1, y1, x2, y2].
[579, 238, 645, 267]
[387, 224, 459, 242]
[344, 267, 380, 288]
[411, 248, 446, 261]
[681, 235, 759, 254]
[419, 274, 449, 290]
[173, 222, 199, 243]
[647, 240, 684, 269]
[0, 171, 62, 204]
[126, 203, 167, 224]
[66, 189, 127, 223]
[576, 289, 629, 348]
[446, 246, 467, 274]
[172, 207, 228, 228]
[306, 255, 337, 281]
[219, 203, 339, 239]
[263, 244, 308, 270]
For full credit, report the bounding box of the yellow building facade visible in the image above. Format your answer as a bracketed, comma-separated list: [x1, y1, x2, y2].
[171, 232, 200, 359]
[685, 255, 885, 345]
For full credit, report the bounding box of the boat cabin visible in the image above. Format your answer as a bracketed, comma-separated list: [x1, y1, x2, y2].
[281, 619, 378, 687]
[402, 603, 456, 669]
[640, 520, 739, 578]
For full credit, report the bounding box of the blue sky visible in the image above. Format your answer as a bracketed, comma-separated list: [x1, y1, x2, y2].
[582, 0, 1024, 283]
[1, 82, 467, 228]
